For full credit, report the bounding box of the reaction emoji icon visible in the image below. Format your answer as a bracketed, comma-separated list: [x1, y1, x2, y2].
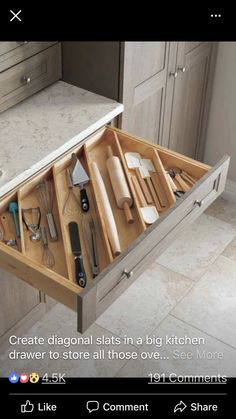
[20, 373, 29, 383]
[8, 372, 19, 383]
[29, 372, 40, 383]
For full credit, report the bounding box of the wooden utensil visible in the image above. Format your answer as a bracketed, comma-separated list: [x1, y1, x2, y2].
[139, 165, 162, 212]
[140, 158, 167, 209]
[0, 213, 17, 246]
[180, 170, 197, 186]
[130, 175, 147, 207]
[125, 152, 153, 204]
[150, 172, 168, 207]
[130, 175, 159, 224]
[106, 146, 134, 224]
[169, 168, 190, 192]
[0, 220, 4, 241]
[91, 162, 121, 257]
[165, 171, 178, 192]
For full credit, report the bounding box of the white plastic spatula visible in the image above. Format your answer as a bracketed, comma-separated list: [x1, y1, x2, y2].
[140, 158, 156, 172]
[125, 152, 153, 204]
[140, 206, 159, 224]
[125, 152, 142, 168]
[130, 175, 159, 225]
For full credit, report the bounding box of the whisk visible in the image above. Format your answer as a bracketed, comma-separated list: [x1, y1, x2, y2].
[63, 168, 80, 215]
[35, 179, 58, 241]
[41, 226, 55, 269]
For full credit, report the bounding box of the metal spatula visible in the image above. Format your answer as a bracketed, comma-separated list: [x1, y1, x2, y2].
[71, 154, 90, 212]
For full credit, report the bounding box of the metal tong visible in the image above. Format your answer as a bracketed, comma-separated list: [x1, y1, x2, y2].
[82, 215, 99, 278]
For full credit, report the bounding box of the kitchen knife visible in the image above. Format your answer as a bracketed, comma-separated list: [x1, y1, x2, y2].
[68, 221, 87, 287]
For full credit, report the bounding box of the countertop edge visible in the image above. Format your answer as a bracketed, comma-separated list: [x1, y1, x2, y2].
[0, 103, 124, 198]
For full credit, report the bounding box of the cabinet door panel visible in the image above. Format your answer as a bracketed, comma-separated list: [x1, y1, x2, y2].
[131, 42, 166, 85]
[184, 42, 202, 54]
[132, 90, 163, 140]
[121, 42, 172, 144]
[168, 42, 212, 158]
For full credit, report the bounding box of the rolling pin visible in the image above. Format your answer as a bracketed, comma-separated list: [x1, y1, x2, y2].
[106, 146, 134, 224]
[91, 162, 121, 257]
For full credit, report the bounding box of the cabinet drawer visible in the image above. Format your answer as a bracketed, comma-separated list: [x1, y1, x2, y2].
[0, 126, 230, 333]
[0, 44, 61, 113]
[0, 42, 57, 73]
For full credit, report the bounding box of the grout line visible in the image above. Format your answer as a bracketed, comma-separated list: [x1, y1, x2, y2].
[155, 259, 208, 284]
[219, 254, 236, 264]
[153, 261, 196, 284]
[155, 235, 236, 284]
[204, 210, 236, 232]
[113, 358, 133, 377]
[169, 313, 236, 351]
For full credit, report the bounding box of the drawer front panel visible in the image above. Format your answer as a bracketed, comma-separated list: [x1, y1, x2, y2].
[0, 44, 61, 113]
[0, 42, 57, 73]
[78, 155, 229, 332]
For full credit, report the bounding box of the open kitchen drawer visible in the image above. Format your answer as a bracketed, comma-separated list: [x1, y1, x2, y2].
[0, 126, 230, 332]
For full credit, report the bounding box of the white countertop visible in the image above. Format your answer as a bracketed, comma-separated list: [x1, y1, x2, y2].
[0, 81, 123, 198]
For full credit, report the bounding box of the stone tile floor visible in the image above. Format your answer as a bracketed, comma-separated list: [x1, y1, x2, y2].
[1, 197, 236, 377]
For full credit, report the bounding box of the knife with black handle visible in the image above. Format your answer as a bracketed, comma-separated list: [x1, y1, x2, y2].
[68, 221, 87, 288]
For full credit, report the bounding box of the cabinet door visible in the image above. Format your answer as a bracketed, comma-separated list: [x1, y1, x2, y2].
[167, 42, 213, 158]
[121, 42, 175, 144]
[0, 268, 40, 336]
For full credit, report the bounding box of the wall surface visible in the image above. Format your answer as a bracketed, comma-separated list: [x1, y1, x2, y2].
[204, 42, 236, 182]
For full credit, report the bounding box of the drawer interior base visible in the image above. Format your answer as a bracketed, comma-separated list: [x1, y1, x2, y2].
[0, 127, 210, 297]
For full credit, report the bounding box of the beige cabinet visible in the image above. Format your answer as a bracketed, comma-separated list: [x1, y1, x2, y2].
[0, 42, 61, 340]
[62, 42, 217, 159]
[121, 42, 170, 143]
[163, 42, 216, 159]
[0, 42, 61, 113]
[121, 42, 216, 159]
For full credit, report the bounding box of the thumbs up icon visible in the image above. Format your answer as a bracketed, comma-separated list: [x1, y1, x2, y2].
[21, 400, 34, 413]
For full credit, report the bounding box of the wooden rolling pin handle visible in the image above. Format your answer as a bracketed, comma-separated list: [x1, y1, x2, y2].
[123, 201, 134, 224]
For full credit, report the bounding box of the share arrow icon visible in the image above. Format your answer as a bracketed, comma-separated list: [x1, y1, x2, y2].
[174, 400, 187, 413]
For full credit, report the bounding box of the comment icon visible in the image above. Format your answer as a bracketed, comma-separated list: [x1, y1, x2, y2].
[86, 400, 99, 413]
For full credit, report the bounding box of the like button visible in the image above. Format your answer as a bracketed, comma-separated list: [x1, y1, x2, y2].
[21, 400, 34, 413]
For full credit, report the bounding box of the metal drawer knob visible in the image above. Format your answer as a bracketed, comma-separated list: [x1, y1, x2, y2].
[23, 76, 31, 84]
[122, 269, 133, 279]
[170, 71, 178, 78]
[178, 66, 186, 73]
[195, 199, 204, 207]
